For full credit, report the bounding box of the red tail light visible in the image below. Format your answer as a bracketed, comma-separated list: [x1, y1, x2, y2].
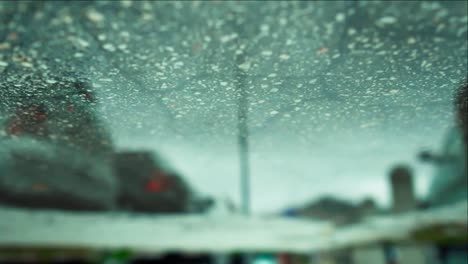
[5, 105, 47, 136]
[5, 119, 22, 135]
[145, 171, 170, 193]
[145, 179, 166, 193]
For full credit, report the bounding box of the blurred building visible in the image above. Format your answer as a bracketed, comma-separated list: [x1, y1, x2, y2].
[292, 196, 378, 226]
[388, 165, 417, 213]
[387, 165, 432, 264]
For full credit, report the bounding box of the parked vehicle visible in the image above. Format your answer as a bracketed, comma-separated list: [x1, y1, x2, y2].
[0, 74, 118, 211]
[114, 150, 213, 213]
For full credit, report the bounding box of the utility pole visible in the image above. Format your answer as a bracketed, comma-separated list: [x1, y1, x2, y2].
[232, 11, 251, 215]
[236, 45, 251, 215]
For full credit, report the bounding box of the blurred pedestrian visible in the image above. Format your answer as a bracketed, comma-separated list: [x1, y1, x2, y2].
[424, 80, 468, 264]
[426, 80, 467, 206]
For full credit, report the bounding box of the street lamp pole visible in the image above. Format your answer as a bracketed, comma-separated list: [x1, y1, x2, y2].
[236, 52, 251, 215]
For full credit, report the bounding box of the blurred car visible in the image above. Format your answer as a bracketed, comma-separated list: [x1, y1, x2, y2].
[0, 73, 118, 211]
[113, 150, 213, 213]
